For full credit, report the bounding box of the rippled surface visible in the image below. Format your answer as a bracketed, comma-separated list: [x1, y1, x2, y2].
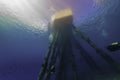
[0, 0, 75, 33]
[0, 0, 98, 33]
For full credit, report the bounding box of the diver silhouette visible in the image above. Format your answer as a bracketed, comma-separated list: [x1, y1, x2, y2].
[107, 42, 120, 52]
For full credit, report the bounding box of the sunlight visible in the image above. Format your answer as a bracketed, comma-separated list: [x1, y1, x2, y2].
[0, 0, 70, 32]
[1, 0, 27, 12]
[0, 0, 48, 32]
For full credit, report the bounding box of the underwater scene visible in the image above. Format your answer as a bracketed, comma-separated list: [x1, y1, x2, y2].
[0, 0, 120, 80]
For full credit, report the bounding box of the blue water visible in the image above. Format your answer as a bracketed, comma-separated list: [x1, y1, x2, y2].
[0, 0, 120, 80]
[0, 22, 49, 80]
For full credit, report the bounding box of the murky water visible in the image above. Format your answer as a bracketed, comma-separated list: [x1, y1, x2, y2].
[0, 0, 120, 80]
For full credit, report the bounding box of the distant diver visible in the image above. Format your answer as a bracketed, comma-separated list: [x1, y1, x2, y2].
[107, 42, 120, 52]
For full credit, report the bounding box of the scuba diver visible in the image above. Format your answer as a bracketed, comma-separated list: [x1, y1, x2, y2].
[107, 41, 120, 52]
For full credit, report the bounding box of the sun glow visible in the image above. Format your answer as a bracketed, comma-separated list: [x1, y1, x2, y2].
[0, 0, 48, 32]
[1, 0, 24, 7]
[0, 0, 31, 15]
[0, 0, 70, 32]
